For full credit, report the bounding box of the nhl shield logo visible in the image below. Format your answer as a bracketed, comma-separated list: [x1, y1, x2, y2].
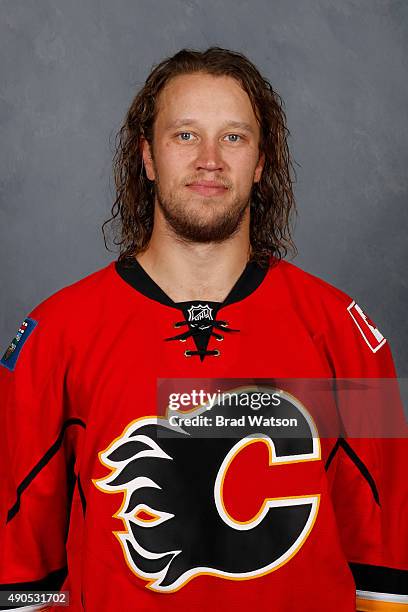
[187, 304, 213, 326]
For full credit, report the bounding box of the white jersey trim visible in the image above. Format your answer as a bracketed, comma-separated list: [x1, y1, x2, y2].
[357, 589, 408, 604]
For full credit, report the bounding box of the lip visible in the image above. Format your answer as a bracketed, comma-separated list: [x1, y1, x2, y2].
[186, 182, 228, 197]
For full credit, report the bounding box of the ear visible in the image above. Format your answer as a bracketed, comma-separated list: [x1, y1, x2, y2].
[141, 137, 156, 181]
[254, 151, 265, 183]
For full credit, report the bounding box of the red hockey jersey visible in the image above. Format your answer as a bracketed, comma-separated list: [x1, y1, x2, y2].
[0, 256, 407, 611]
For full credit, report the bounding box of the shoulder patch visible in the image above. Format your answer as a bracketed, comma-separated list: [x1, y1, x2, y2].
[0, 317, 38, 371]
[347, 301, 386, 353]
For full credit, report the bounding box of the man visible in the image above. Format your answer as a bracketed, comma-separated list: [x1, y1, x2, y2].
[0, 47, 407, 611]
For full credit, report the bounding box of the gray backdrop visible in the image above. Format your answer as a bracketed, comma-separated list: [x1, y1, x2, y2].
[1, 0, 407, 375]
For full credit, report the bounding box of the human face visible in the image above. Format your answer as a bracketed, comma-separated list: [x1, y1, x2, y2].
[142, 72, 265, 243]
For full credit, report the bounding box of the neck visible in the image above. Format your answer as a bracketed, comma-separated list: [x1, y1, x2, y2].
[136, 209, 251, 303]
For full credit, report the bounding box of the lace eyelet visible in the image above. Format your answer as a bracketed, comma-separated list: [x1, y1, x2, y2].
[184, 350, 192, 357]
[174, 322, 182, 328]
[180, 338, 186, 343]
[213, 349, 221, 356]
[216, 336, 224, 341]
[220, 322, 228, 328]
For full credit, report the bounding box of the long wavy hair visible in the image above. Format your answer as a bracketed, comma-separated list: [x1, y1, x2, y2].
[103, 47, 298, 268]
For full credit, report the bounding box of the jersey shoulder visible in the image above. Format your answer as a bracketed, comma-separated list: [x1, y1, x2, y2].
[28, 261, 116, 323]
[1, 262, 116, 373]
[274, 259, 388, 354]
[276, 259, 353, 308]
[274, 258, 356, 328]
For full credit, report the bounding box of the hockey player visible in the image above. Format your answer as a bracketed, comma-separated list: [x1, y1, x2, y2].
[1, 47, 407, 611]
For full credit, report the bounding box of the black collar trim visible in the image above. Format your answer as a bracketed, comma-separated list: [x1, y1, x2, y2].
[115, 257, 269, 310]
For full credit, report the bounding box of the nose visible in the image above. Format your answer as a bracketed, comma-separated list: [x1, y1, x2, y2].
[194, 138, 224, 172]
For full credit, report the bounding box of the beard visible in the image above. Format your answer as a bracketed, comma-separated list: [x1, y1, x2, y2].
[154, 176, 252, 244]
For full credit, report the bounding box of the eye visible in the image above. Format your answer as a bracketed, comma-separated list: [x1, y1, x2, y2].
[224, 134, 242, 143]
[177, 132, 194, 141]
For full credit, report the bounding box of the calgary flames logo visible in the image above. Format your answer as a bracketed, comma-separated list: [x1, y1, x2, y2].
[93, 388, 321, 592]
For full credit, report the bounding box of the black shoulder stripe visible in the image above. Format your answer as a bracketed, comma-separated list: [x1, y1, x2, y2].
[0, 566, 67, 593]
[324, 438, 341, 470]
[324, 438, 380, 506]
[66, 454, 77, 534]
[7, 418, 86, 523]
[77, 472, 87, 516]
[350, 562, 408, 596]
[339, 439, 380, 505]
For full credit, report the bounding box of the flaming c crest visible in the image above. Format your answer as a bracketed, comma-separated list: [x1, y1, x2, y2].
[94, 389, 321, 592]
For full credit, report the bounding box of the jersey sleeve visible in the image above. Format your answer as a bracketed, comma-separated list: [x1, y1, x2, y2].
[0, 303, 82, 610]
[315, 296, 408, 611]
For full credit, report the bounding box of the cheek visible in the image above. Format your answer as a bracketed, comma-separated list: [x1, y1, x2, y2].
[231, 152, 261, 188]
[153, 156, 188, 192]
[156, 144, 192, 175]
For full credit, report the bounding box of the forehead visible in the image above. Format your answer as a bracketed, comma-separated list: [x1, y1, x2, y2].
[154, 72, 260, 131]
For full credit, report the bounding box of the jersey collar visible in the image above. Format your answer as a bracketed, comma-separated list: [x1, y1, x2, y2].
[115, 256, 269, 310]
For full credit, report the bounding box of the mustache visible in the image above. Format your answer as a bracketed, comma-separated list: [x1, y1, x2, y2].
[184, 176, 231, 189]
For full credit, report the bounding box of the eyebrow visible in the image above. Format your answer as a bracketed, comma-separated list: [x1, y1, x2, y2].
[165, 118, 256, 134]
